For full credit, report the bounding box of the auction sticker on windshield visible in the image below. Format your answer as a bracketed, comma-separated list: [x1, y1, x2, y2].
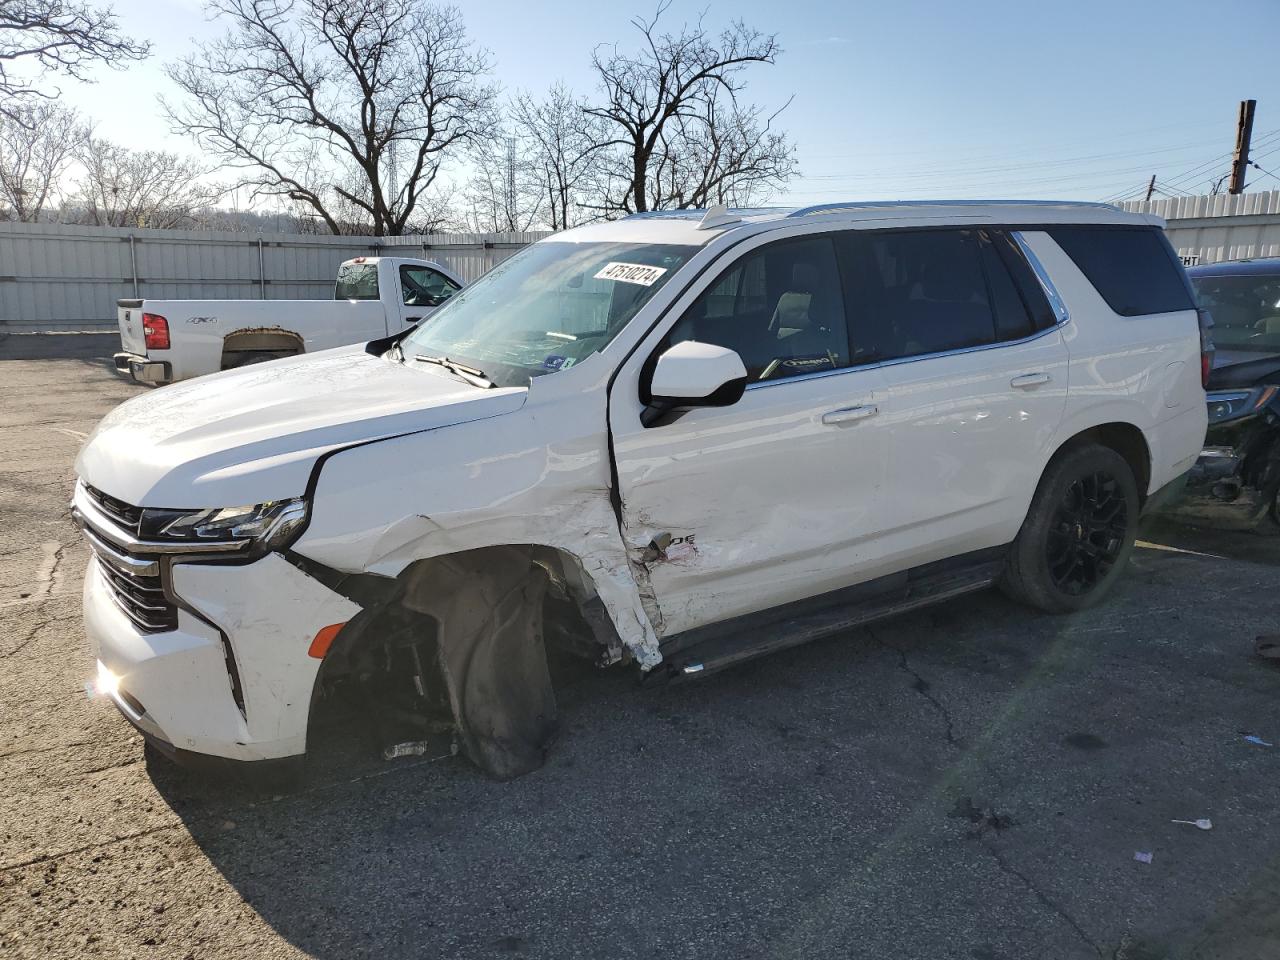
[594, 262, 668, 286]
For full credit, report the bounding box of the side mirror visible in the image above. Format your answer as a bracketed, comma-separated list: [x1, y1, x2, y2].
[642, 340, 748, 427]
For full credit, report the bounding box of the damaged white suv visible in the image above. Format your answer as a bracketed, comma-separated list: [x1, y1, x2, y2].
[75, 201, 1208, 779]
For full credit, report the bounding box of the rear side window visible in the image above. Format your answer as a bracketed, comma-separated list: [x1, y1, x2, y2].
[1047, 227, 1193, 316]
[335, 262, 380, 301]
[840, 229, 996, 360]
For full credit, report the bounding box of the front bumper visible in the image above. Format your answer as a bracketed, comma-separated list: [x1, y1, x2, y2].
[76, 481, 361, 764]
[113, 352, 171, 385]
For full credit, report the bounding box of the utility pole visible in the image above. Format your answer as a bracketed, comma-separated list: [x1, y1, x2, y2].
[1229, 99, 1257, 195]
[1145, 174, 1157, 201]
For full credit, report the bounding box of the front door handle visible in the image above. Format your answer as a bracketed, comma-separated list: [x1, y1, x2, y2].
[822, 404, 878, 425]
[405, 316, 423, 324]
[1010, 372, 1052, 389]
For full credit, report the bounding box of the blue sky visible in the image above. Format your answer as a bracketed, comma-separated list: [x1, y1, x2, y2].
[55, 0, 1280, 205]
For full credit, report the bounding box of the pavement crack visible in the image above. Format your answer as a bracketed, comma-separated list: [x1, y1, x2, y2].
[867, 625, 961, 747]
[0, 740, 94, 760]
[982, 838, 1102, 958]
[0, 823, 185, 874]
[31, 541, 67, 600]
[0, 612, 78, 658]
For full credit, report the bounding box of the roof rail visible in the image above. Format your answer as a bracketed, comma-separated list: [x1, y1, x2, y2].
[623, 206, 789, 222]
[786, 199, 1121, 218]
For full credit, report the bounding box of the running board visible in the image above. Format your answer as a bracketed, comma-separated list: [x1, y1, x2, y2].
[653, 558, 1003, 683]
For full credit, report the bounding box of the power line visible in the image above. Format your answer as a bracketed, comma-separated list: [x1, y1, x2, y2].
[1250, 161, 1280, 185]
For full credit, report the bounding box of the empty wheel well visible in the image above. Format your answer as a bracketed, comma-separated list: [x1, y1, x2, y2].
[221, 329, 304, 360]
[1055, 423, 1152, 503]
[306, 545, 621, 777]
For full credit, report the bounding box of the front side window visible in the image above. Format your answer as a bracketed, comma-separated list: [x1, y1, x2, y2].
[401, 241, 694, 387]
[1191, 273, 1280, 352]
[400, 265, 461, 307]
[667, 236, 850, 382]
[335, 262, 379, 301]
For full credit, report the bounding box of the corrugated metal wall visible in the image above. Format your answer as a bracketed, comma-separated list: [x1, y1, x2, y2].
[0, 223, 551, 332]
[1117, 189, 1280, 266]
[8, 194, 1280, 330]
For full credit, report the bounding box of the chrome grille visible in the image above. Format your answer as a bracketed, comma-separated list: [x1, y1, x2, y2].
[84, 484, 143, 534]
[98, 562, 178, 632]
[78, 485, 178, 633]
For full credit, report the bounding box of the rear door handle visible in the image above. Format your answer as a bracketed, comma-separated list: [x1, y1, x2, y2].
[822, 404, 878, 425]
[1010, 372, 1052, 389]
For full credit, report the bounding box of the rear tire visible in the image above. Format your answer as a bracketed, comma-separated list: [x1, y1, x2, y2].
[1002, 443, 1140, 614]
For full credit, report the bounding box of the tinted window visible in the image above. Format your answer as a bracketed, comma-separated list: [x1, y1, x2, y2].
[1190, 273, 1280, 352]
[335, 262, 379, 301]
[981, 235, 1034, 341]
[989, 231, 1059, 332]
[841, 230, 996, 360]
[1048, 227, 1194, 316]
[400, 264, 460, 307]
[668, 236, 849, 382]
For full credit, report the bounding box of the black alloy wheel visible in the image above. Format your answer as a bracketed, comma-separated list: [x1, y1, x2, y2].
[1045, 470, 1129, 595]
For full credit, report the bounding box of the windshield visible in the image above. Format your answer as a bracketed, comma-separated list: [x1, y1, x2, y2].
[400, 240, 695, 387]
[1191, 274, 1280, 353]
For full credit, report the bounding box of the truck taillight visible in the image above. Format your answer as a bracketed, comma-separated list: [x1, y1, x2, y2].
[142, 313, 170, 351]
[1197, 308, 1214, 389]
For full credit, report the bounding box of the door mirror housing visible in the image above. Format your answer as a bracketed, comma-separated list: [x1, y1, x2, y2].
[642, 340, 748, 427]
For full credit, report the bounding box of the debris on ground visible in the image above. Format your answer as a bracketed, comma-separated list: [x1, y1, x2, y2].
[1243, 734, 1274, 747]
[383, 741, 432, 760]
[382, 737, 459, 761]
[1256, 635, 1280, 660]
[1170, 819, 1213, 830]
[1134, 851, 1154, 864]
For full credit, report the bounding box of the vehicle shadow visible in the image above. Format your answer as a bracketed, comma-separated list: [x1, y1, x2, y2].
[143, 535, 1280, 960]
[1140, 512, 1280, 567]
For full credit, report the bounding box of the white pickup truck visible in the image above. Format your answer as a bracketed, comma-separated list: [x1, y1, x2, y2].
[113, 256, 463, 385]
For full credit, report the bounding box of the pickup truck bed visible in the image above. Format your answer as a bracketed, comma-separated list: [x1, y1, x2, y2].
[114, 256, 463, 384]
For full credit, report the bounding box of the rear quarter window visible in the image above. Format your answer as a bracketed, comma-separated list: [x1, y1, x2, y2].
[1047, 227, 1193, 316]
[335, 263, 380, 301]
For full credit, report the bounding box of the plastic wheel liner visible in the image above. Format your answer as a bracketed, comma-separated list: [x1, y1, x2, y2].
[399, 547, 557, 779]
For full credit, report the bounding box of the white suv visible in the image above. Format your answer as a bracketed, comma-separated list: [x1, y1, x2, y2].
[74, 201, 1208, 779]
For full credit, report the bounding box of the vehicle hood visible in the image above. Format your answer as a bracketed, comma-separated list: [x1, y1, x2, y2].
[76, 344, 527, 508]
[1208, 348, 1280, 390]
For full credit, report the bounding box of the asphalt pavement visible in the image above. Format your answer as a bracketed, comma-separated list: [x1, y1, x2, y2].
[2, 356, 1279, 960]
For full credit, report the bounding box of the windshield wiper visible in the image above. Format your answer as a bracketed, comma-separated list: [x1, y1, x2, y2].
[413, 354, 494, 388]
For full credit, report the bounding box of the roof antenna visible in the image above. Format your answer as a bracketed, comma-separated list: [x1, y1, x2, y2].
[697, 204, 740, 230]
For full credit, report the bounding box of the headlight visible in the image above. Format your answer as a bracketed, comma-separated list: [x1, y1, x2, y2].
[1206, 386, 1278, 425]
[140, 498, 309, 552]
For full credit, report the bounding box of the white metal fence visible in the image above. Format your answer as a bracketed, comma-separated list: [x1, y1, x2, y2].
[7, 193, 1280, 332]
[0, 222, 551, 332]
[1117, 189, 1280, 266]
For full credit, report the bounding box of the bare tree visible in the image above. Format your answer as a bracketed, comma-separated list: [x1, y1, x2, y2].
[75, 138, 218, 228]
[164, 0, 495, 236]
[648, 98, 794, 209]
[464, 130, 543, 232]
[0, 102, 88, 220]
[0, 0, 149, 123]
[585, 3, 795, 215]
[511, 83, 606, 231]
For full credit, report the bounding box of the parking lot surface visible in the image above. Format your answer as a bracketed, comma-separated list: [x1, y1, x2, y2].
[2, 357, 1279, 960]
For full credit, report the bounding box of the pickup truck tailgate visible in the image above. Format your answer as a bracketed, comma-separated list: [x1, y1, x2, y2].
[117, 299, 147, 355]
